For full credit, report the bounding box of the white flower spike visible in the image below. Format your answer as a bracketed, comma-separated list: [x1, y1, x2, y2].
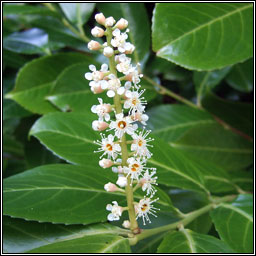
[87, 12, 159, 227]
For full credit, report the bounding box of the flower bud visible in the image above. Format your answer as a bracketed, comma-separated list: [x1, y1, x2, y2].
[95, 13, 106, 25]
[103, 46, 114, 57]
[92, 120, 109, 131]
[116, 176, 127, 187]
[105, 16, 116, 27]
[90, 83, 104, 94]
[99, 158, 114, 168]
[115, 18, 128, 30]
[91, 26, 105, 37]
[122, 220, 131, 229]
[88, 40, 101, 51]
[104, 182, 118, 192]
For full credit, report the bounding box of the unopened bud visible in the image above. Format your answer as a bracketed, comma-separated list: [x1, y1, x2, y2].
[88, 40, 101, 51]
[102, 104, 112, 113]
[105, 16, 116, 27]
[95, 13, 106, 25]
[116, 176, 127, 187]
[115, 18, 128, 30]
[104, 182, 118, 192]
[90, 84, 104, 94]
[99, 158, 114, 168]
[91, 26, 105, 37]
[92, 120, 109, 131]
[103, 46, 114, 57]
[122, 220, 131, 229]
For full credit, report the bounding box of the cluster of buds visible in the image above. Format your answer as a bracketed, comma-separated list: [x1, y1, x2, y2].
[85, 13, 159, 226]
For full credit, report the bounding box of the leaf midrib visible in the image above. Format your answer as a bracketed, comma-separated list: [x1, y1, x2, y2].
[158, 4, 252, 52]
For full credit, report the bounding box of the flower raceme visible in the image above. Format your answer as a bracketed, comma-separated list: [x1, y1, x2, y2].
[85, 13, 159, 228]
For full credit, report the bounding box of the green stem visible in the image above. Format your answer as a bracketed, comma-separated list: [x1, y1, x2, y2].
[106, 27, 139, 234]
[135, 194, 236, 242]
[143, 75, 199, 109]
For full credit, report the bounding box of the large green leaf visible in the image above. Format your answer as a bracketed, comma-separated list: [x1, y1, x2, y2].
[226, 58, 253, 92]
[3, 164, 173, 224]
[201, 93, 253, 137]
[3, 99, 31, 120]
[3, 4, 59, 17]
[3, 216, 130, 253]
[97, 3, 150, 64]
[3, 49, 30, 69]
[171, 123, 253, 171]
[210, 194, 253, 253]
[152, 3, 253, 70]
[59, 3, 95, 26]
[5, 53, 92, 114]
[147, 105, 215, 142]
[157, 229, 234, 253]
[193, 67, 231, 104]
[3, 28, 50, 55]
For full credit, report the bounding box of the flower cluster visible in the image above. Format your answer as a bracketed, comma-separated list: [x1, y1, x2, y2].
[85, 13, 159, 227]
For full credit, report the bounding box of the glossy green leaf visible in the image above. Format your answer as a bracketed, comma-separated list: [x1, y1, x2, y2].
[157, 229, 234, 253]
[147, 105, 215, 142]
[226, 58, 253, 92]
[201, 93, 253, 137]
[3, 4, 59, 17]
[171, 123, 253, 171]
[3, 99, 31, 120]
[47, 62, 108, 113]
[3, 164, 173, 224]
[152, 3, 253, 70]
[3, 28, 50, 55]
[29, 16, 87, 50]
[59, 3, 95, 25]
[229, 169, 253, 192]
[3, 49, 29, 69]
[5, 53, 92, 114]
[211, 194, 253, 253]
[3, 216, 130, 253]
[193, 67, 231, 102]
[3, 134, 24, 158]
[97, 3, 150, 64]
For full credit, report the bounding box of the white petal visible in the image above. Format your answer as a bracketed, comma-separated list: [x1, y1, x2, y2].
[107, 90, 115, 98]
[91, 105, 97, 113]
[141, 114, 149, 122]
[106, 204, 112, 211]
[108, 134, 114, 142]
[125, 90, 132, 98]
[101, 63, 108, 72]
[116, 113, 124, 119]
[113, 28, 120, 36]
[89, 65, 96, 71]
[131, 144, 137, 151]
[104, 113, 110, 121]
[85, 72, 92, 80]
[100, 80, 108, 90]
[124, 101, 131, 109]
[107, 213, 115, 221]
[114, 144, 121, 152]
[124, 81, 132, 89]
[109, 74, 116, 79]
[117, 87, 125, 95]
[112, 201, 118, 205]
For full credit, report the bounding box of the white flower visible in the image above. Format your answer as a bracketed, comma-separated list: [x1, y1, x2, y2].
[106, 201, 122, 221]
[131, 112, 149, 126]
[94, 134, 121, 159]
[109, 113, 138, 138]
[111, 29, 132, 53]
[99, 158, 113, 169]
[124, 42, 135, 54]
[124, 89, 147, 115]
[105, 16, 116, 27]
[116, 54, 132, 74]
[135, 197, 159, 225]
[106, 74, 124, 97]
[131, 129, 153, 158]
[115, 18, 129, 30]
[123, 157, 146, 183]
[91, 26, 105, 37]
[112, 165, 124, 174]
[91, 98, 112, 121]
[92, 120, 109, 131]
[140, 170, 158, 196]
[125, 65, 143, 88]
[103, 46, 114, 57]
[116, 175, 127, 187]
[104, 182, 118, 192]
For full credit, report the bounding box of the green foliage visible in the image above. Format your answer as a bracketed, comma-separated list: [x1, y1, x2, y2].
[3, 2, 253, 253]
